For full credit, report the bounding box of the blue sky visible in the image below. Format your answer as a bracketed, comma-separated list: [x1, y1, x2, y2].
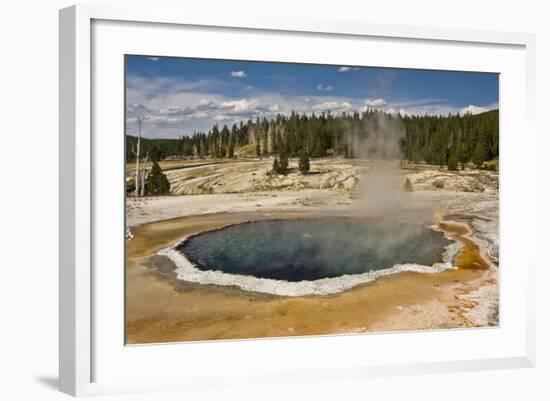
[126, 55, 499, 138]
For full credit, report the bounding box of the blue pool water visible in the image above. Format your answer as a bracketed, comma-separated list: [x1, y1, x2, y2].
[177, 218, 451, 282]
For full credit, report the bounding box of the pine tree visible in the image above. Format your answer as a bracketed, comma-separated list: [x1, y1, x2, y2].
[299, 150, 310, 174]
[447, 154, 458, 171]
[472, 140, 488, 169]
[146, 161, 171, 195]
[256, 140, 261, 158]
[272, 157, 280, 174]
[278, 152, 289, 175]
[457, 142, 469, 170]
[262, 128, 268, 157]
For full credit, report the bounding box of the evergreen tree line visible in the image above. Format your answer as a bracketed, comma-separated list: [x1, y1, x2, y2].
[402, 109, 498, 169]
[126, 109, 498, 168]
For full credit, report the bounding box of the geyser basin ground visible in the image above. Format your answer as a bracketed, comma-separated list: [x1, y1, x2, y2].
[160, 218, 456, 296]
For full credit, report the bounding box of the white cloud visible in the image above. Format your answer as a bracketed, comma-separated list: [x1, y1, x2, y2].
[126, 94, 292, 136]
[147, 57, 160, 61]
[384, 107, 411, 117]
[126, 75, 220, 102]
[220, 99, 254, 111]
[459, 104, 498, 116]
[365, 98, 387, 107]
[399, 108, 411, 117]
[317, 84, 334, 91]
[338, 66, 360, 72]
[194, 99, 217, 110]
[230, 70, 247, 78]
[312, 101, 352, 113]
[192, 111, 209, 118]
[213, 114, 233, 122]
[126, 74, 498, 138]
[127, 103, 152, 116]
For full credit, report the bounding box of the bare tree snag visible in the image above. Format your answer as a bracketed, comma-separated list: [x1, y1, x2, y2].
[134, 116, 142, 197]
[140, 152, 149, 197]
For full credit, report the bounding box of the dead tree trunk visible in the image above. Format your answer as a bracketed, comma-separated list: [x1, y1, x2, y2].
[134, 116, 142, 197]
[140, 152, 149, 197]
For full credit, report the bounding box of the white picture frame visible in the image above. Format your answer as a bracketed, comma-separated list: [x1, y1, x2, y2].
[59, 4, 536, 397]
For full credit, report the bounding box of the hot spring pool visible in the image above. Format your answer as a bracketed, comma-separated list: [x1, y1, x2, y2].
[175, 218, 453, 283]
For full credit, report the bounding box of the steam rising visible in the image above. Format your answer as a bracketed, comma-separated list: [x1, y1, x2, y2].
[345, 113, 404, 160]
[347, 113, 407, 216]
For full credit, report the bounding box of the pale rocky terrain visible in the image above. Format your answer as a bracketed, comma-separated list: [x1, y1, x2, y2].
[126, 189, 350, 228]
[127, 158, 499, 239]
[126, 158, 498, 197]
[405, 165, 498, 194]
[161, 159, 499, 196]
[164, 159, 359, 195]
